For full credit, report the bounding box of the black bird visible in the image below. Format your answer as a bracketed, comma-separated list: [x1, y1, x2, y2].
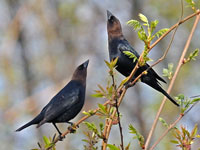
[106, 10, 179, 106]
[16, 60, 89, 136]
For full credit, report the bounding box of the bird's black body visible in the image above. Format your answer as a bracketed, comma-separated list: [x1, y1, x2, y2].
[16, 60, 89, 135]
[107, 10, 179, 106]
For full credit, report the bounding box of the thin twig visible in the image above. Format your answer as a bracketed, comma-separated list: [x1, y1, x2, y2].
[102, 88, 127, 150]
[145, 11, 200, 150]
[45, 9, 200, 150]
[46, 101, 110, 150]
[144, 2, 185, 148]
[149, 10, 200, 51]
[112, 74, 124, 150]
[149, 114, 183, 150]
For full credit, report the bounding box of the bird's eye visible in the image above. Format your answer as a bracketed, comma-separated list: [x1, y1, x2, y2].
[109, 16, 114, 22]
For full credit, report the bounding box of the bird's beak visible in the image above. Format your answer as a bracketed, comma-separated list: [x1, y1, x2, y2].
[107, 10, 113, 20]
[83, 59, 89, 68]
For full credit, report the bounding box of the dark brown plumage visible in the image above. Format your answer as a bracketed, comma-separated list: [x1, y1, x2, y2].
[16, 60, 89, 136]
[107, 10, 179, 106]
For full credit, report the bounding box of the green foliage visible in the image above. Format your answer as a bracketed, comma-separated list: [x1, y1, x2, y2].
[119, 77, 129, 87]
[83, 132, 98, 150]
[126, 20, 142, 30]
[139, 13, 149, 25]
[163, 63, 174, 80]
[183, 48, 199, 64]
[125, 143, 131, 150]
[175, 94, 200, 113]
[127, 13, 169, 43]
[84, 122, 104, 139]
[159, 117, 169, 128]
[127, 13, 168, 66]
[172, 124, 200, 149]
[107, 144, 120, 150]
[153, 28, 169, 39]
[105, 57, 118, 76]
[83, 122, 105, 149]
[32, 136, 56, 150]
[185, 0, 200, 11]
[91, 83, 114, 100]
[123, 51, 138, 62]
[82, 110, 95, 116]
[129, 124, 145, 149]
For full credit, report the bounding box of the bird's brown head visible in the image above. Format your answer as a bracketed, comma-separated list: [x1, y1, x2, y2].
[72, 60, 89, 85]
[107, 10, 123, 40]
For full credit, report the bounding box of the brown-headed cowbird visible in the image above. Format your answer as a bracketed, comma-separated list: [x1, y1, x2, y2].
[16, 60, 89, 136]
[106, 10, 179, 106]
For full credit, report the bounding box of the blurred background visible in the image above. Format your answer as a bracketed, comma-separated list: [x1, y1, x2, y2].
[1, 0, 200, 149]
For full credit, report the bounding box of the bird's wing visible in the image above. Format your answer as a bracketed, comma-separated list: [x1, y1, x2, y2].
[41, 83, 81, 122]
[118, 41, 166, 84]
[118, 42, 140, 59]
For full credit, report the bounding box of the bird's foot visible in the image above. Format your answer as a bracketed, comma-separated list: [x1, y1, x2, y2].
[68, 126, 77, 133]
[67, 121, 79, 128]
[67, 121, 74, 126]
[58, 134, 65, 141]
[124, 80, 136, 88]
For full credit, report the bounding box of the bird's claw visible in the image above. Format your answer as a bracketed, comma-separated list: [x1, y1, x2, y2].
[58, 134, 65, 141]
[68, 126, 77, 133]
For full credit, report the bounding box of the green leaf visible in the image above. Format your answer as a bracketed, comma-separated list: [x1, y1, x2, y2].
[150, 20, 159, 33]
[84, 122, 98, 134]
[176, 94, 185, 100]
[105, 60, 112, 70]
[162, 63, 173, 79]
[159, 117, 169, 128]
[129, 124, 137, 134]
[185, 0, 196, 10]
[82, 110, 95, 116]
[185, 48, 199, 63]
[191, 98, 200, 103]
[107, 144, 120, 150]
[119, 77, 129, 87]
[98, 103, 107, 114]
[82, 139, 89, 143]
[168, 63, 174, 71]
[112, 57, 118, 68]
[154, 28, 169, 38]
[163, 68, 169, 76]
[98, 84, 106, 94]
[123, 51, 138, 62]
[191, 124, 198, 138]
[99, 123, 104, 132]
[43, 136, 50, 145]
[139, 13, 148, 24]
[138, 29, 147, 41]
[125, 142, 131, 150]
[126, 20, 142, 31]
[196, 134, 200, 138]
[91, 92, 104, 98]
[129, 124, 144, 148]
[170, 140, 179, 144]
[82, 111, 91, 116]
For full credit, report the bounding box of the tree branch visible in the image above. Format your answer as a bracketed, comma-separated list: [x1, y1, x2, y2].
[145, 11, 200, 150]
[45, 9, 200, 150]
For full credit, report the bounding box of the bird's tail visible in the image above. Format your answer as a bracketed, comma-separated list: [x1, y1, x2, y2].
[143, 79, 179, 106]
[16, 114, 42, 132]
[159, 87, 179, 106]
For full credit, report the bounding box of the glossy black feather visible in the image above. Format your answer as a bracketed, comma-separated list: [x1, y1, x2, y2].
[107, 10, 179, 106]
[16, 60, 89, 132]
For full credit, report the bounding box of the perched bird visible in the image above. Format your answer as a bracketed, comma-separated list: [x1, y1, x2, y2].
[106, 10, 179, 106]
[16, 60, 89, 136]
